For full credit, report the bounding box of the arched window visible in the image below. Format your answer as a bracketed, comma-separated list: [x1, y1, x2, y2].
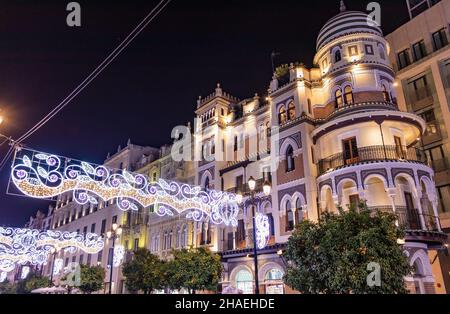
[278, 107, 287, 125]
[236, 270, 253, 294]
[288, 103, 296, 121]
[295, 198, 303, 223]
[204, 176, 210, 190]
[382, 85, 391, 102]
[334, 49, 342, 63]
[335, 89, 343, 109]
[285, 201, 294, 232]
[265, 269, 283, 281]
[344, 86, 354, 105]
[286, 146, 295, 172]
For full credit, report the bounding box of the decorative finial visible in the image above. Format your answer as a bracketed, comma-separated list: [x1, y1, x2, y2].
[340, 0, 346, 12]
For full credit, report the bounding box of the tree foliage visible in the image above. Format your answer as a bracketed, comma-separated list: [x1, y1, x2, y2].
[122, 248, 165, 294]
[283, 205, 412, 294]
[25, 275, 50, 293]
[78, 264, 105, 294]
[167, 247, 223, 294]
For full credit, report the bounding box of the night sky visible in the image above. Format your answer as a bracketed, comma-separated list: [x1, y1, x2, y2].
[0, 0, 409, 226]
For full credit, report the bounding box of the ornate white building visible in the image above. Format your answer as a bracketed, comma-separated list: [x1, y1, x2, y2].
[193, 2, 447, 294]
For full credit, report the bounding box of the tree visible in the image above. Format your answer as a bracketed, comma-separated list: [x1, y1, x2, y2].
[283, 205, 412, 294]
[24, 275, 50, 293]
[78, 264, 105, 294]
[167, 247, 223, 294]
[122, 248, 165, 294]
[0, 280, 17, 294]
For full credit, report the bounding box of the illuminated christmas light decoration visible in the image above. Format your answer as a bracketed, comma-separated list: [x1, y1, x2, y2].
[113, 245, 125, 267]
[255, 213, 270, 250]
[0, 227, 104, 272]
[0, 272, 6, 283]
[11, 148, 239, 227]
[53, 258, 64, 276]
[21, 266, 30, 280]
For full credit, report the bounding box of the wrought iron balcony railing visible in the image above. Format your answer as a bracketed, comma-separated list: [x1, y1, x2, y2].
[318, 145, 427, 176]
[362, 206, 440, 232]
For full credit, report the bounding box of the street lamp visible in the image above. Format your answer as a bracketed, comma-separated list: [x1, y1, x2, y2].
[237, 177, 271, 294]
[106, 223, 122, 294]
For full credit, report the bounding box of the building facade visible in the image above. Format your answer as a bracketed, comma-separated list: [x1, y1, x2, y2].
[31, 1, 449, 295]
[386, 0, 450, 293]
[193, 2, 447, 294]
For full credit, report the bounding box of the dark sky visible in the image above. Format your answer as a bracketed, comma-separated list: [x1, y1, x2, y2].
[0, 0, 409, 226]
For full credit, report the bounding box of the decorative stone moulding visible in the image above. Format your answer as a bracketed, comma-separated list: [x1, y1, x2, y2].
[10, 148, 239, 227]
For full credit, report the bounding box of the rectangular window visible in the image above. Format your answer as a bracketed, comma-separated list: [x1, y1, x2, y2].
[348, 45, 358, 56]
[112, 215, 118, 224]
[100, 219, 107, 235]
[432, 28, 448, 51]
[397, 49, 411, 69]
[134, 238, 139, 251]
[236, 175, 243, 193]
[365, 44, 374, 55]
[79, 255, 84, 265]
[412, 40, 427, 61]
[65, 258, 69, 267]
[342, 137, 359, 164]
[237, 220, 245, 242]
[83, 226, 88, 235]
[421, 109, 440, 139]
[428, 145, 447, 172]
[234, 136, 238, 152]
[438, 185, 450, 213]
[97, 250, 103, 263]
[221, 108, 225, 116]
[72, 256, 76, 263]
[90, 223, 96, 233]
[409, 75, 430, 103]
[87, 254, 92, 266]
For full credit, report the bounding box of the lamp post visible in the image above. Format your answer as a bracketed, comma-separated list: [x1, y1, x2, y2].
[106, 223, 122, 294]
[237, 176, 271, 295]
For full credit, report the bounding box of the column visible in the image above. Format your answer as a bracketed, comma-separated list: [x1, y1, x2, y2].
[415, 189, 427, 230]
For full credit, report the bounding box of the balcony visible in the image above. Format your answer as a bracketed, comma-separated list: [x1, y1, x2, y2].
[318, 145, 427, 176]
[361, 206, 446, 244]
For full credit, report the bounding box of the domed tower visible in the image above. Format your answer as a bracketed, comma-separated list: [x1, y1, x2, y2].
[311, 2, 447, 293]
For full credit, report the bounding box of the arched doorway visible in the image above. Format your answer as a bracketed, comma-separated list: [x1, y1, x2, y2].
[320, 185, 337, 215]
[264, 268, 284, 294]
[394, 175, 421, 230]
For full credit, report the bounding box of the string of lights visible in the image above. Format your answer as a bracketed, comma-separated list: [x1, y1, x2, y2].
[10, 148, 240, 227]
[0, 226, 104, 273]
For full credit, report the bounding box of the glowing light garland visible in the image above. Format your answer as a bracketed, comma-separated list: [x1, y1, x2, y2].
[11, 148, 240, 227]
[113, 245, 125, 267]
[0, 227, 104, 272]
[21, 266, 30, 280]
[0, 272, 6, 283]
[255, 213, 270, 250]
